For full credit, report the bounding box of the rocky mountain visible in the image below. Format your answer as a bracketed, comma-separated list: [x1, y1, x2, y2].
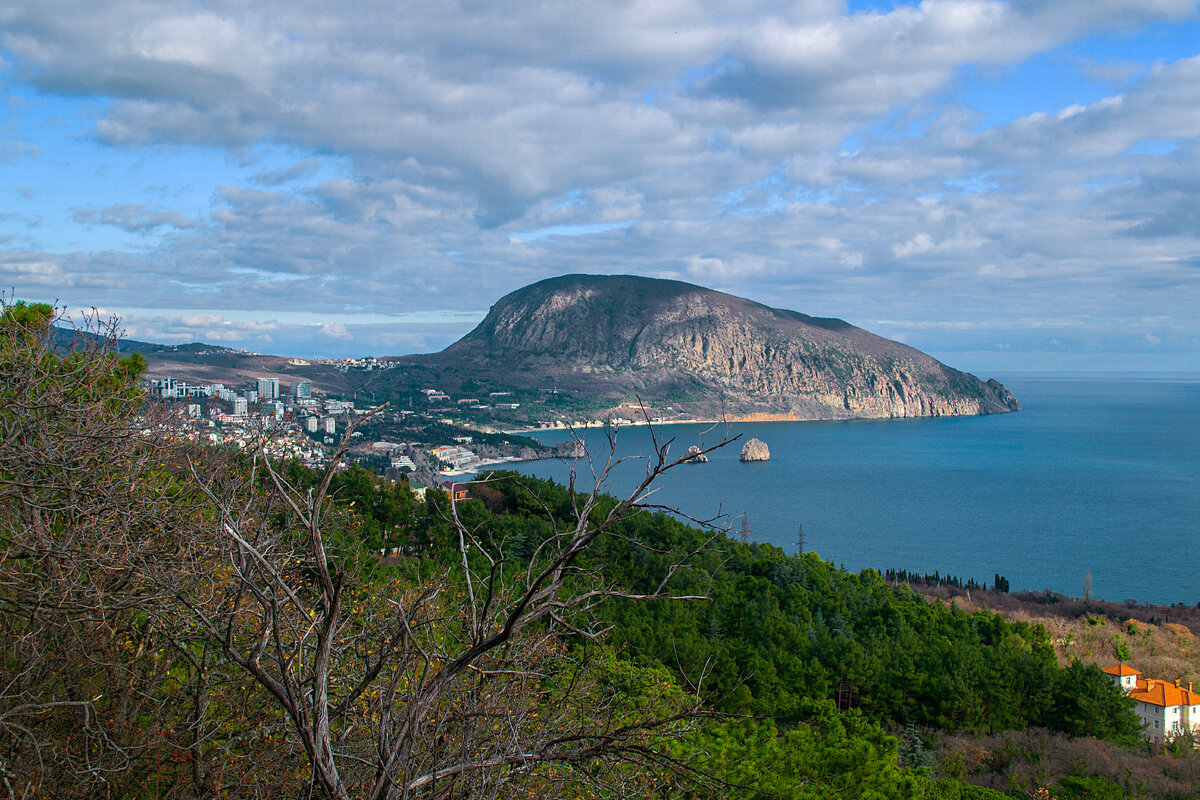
[412, 274, 1019, 420]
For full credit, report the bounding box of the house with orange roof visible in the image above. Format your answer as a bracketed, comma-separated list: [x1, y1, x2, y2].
[1101, 663, 1141, 691]
[1104, 663, 1200, 742]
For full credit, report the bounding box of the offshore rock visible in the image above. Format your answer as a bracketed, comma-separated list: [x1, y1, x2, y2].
[740, 438, 770, 462]
[684, 444, 709, 463]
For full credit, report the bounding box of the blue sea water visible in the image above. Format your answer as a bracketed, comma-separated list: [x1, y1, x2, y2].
[507, 374, 1200, 606]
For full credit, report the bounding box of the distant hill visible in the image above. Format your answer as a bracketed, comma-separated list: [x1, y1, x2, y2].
[65, 328, 357, 397]
[401, 274, 1019, 420]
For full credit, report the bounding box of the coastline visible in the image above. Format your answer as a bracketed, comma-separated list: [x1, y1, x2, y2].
[499, 402, 1025, 437]
[500, 374, 1200, 606]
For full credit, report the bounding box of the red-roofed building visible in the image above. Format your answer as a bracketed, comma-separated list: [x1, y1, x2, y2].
[440, 481, 469, 502]
[1101, 663, 1141, 692]
[1105, 663, 1200, 742]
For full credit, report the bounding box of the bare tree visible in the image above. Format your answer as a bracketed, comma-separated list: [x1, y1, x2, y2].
[0, 299, 207, 799]
[178, 408, 737, 799]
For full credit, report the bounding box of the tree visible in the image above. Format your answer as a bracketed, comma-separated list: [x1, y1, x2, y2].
[179, 415, 737, 799]
[0, 300, 207, 798]
[1043, 661, 1141, 746]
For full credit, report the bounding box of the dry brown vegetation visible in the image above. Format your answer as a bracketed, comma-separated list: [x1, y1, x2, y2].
[934, 728, 1200, 799]
[895, 584, 1200, 686]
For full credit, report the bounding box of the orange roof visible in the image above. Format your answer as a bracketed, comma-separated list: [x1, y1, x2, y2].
[1130, 678, 1199, 708]
[1102, 663, 1141, 677]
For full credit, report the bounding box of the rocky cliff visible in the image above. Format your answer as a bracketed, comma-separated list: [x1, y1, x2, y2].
[421, 274, 1019, 420]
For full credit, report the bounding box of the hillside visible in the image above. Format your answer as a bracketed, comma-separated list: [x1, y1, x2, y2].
[405, 274, 1019, 420]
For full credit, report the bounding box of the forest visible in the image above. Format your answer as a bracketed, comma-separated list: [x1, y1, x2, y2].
[2, 299, 1196, 799]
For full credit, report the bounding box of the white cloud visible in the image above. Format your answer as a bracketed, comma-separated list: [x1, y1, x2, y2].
[73, 204, 200, 233]
[0, 140, 40, 162]
[893, 233, 936, 258]
[0, 0, 1195, 368]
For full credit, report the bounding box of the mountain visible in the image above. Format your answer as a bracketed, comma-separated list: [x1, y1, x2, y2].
[407, 274, 1019, 420]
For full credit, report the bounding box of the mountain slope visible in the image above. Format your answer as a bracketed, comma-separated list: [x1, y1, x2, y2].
[416, 274, 1018, 420]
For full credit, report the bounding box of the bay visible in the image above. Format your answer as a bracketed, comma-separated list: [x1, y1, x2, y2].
[506, 374, 1200, 606]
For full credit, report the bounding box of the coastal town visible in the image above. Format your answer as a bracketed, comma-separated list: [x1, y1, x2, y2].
[145, 369, 586, 493]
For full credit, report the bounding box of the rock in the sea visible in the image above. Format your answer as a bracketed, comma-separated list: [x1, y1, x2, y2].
[740, 438, 770, 462]
[684, 444, 709, 463]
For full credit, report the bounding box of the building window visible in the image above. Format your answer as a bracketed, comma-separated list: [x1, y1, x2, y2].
[1155, 721, 1160, 729]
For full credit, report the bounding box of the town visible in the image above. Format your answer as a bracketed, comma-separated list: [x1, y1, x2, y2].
[145, 373, 562, 496]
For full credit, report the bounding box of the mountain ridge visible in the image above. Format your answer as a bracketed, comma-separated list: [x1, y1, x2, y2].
[411, 274, 1018, 420]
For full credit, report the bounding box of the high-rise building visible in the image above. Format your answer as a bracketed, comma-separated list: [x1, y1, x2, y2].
[257, 377, 280, 400]
[304, 416, 318, 433]
[293, 380, 312, 399]
[233, 397, 248, 416]
[324, 417, 336, 434]
[261, 401, 284, 420]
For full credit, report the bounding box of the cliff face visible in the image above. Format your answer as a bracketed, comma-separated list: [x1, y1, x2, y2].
[436, 274, 1019, 420]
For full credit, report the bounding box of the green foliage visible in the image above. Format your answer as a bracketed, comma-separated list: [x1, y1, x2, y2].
[682, 705, 925, 799]
[1046, 661, 1141, 746]
[680, 704, 1012, 799]
[1054, 775, 1126, 800]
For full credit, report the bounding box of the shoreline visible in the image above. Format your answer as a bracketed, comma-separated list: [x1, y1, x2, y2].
[499, 404, 1024, 436]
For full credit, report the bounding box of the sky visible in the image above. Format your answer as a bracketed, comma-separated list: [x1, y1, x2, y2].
[2, 0, 1199, 374]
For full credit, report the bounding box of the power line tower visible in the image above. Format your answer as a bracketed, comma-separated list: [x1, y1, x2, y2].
[740, 515, 751, 544]
[796, 524, 805, 555]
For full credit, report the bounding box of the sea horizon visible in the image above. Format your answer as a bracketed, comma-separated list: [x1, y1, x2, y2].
[507, 372, 1200, 607]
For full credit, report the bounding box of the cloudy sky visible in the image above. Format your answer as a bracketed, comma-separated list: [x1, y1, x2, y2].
[2, 0, 1199, 373]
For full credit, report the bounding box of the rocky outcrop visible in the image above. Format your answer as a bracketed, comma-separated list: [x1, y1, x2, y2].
[684, 445, 709, 463]
[740, 438, 770, 462]
[419, 274, 1020, 420]
[554, 440, 587, 459]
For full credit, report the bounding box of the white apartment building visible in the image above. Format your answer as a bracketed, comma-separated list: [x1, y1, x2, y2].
[257, 377, 280, 400]
[1104, 663, 1200, 742]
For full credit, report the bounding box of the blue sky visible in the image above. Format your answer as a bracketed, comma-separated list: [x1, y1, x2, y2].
[2, 0, 1199, 374]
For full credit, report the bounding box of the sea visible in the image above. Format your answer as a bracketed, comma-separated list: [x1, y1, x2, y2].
[507, 374, 1200, 606]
